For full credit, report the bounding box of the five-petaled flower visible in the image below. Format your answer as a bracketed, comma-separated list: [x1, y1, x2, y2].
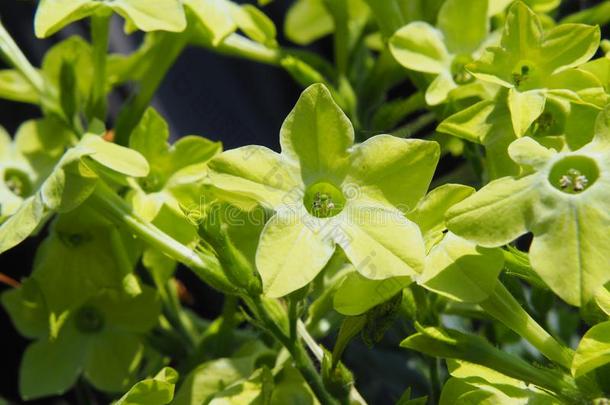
[207, 84, 439, 297]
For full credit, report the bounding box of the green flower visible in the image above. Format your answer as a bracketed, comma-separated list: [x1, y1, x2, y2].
[35, 0, 187, 38]
[207, 84, 439, 297]
[3, 281, 160, 400]
[446, 108, 610, 307]
[0, 119, 70, 220]
[468, 1, 602, 136]
[389, 0, 499, 105]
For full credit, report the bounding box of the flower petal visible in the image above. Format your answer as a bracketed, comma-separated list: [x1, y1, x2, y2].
[111, 0, 187, 33]
[345, 135, 439, 212]
[335, 204, 425, 280]
[508, 88, 546, 137]
[501, 1, 543, 59]
[207, 145, 301, 209]
[34, 0, 94, 38]
[437, 0, 488, 55]
[446, 175, 537, 247]
[508, 137, 555, 169]
[540, 23, 600, 74]
[279, 84, 353, 184]
[389, 22, 450, 74]
[256, 208, 335, 297]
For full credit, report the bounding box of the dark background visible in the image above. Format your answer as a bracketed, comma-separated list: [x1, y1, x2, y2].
[0, 0, 606, 404]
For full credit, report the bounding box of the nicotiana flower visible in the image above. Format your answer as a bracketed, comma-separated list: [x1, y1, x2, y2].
[446, 107, 610, 308]
[467, 1, 603, 137]
[207, 84, 439, 297]
[389, 0, 500, 106]
[2, 283, 160, 400]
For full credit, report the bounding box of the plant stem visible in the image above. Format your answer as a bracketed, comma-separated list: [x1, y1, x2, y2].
[390, 112, 437, 138]
[0, 20, 45, 94]
[114, 32, 188, 145]
[88, 13, 111, 121]
[213, 33, 282, 65]
[479, 282, 574, 369]
[247, 296, 339, 405]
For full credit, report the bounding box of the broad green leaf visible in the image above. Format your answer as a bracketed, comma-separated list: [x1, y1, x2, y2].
[446, 176, 536, 247]
[333, 271, 410, 316]
[572, 321, 610, 378]
[337, 204, 425, 280]
[256, 208, 335, 297]
[285, 0, 334, 45]
[539, 23, 600, 74]
[437, 0, 488, 55]
[20, 325, 87, 400]
[389, 22, 450, 74]
[0, 70, 39, 104]
[41, 159, 98, 212]
[0, 196, 46, 254]
[207, 145, 301, 210]
[507, 88, 546, 137]
[419, 233, 503, 303]
[209, 367, 273, 405]
[116, 367, 179, 405]
[280, 83, 353, 184]
[346, 136, 439, 212]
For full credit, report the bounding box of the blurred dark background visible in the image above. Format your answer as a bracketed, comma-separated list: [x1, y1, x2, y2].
[0, 0, 606, 404]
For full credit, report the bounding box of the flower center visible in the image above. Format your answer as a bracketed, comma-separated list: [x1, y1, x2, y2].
[512, 61, 535, 88]
[75, 305, 105, 334]
[548, 155, 599, 194]
[451, 55, 474, 85]
[303, 182, 346, 218]
[4, 168, 31, 197]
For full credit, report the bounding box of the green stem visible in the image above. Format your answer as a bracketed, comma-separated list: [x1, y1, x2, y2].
[88, 13, 111, 121]
[114, 32, 188, 145]
[0, 20, 44, 94]
[247, 296, 339, 405]
[214, 33, 282, 65]
[480, 283, 574, 369]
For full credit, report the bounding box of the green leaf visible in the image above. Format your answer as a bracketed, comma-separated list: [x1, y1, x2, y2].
[437, 0, 488, 54]
[34, 0, 94, 38]
[572, 321, 610, 378]
[333, 271, 410, 316]
[389, 22, 450, 74]
[0, 70, 39, 104]
[507, 88, 546, 137]
[285, 0, 334, 45]
[280, 83, 353, 183]
[346, 135, 439, 212]
[446, 176, 536, 247]
[20, 325, 87, 400]
[419, 233, 503, 303]
[256, 208, 336, 297]
[116, 367, 179, 405]
[209, 367, 274, 405]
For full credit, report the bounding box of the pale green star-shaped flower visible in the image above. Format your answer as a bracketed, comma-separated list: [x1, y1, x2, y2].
[207, 84, 439, 297]
[446, 107, 610, 307]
